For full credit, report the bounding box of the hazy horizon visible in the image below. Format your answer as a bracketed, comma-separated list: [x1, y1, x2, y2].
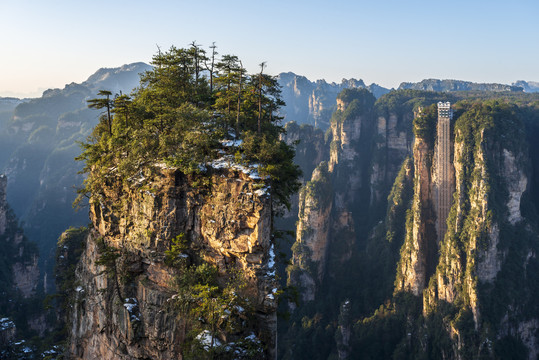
[2, 0, 538, 98]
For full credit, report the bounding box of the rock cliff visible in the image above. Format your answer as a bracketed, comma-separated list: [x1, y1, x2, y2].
[63, 167, 277, 359]
[282, 93, 539, 359]
[0, 174, 39, 298]
[370, 111, 413, 207]
[0, 174, 42, 357]
[288, 88, 375, 303]
[393, 101, 539, 358]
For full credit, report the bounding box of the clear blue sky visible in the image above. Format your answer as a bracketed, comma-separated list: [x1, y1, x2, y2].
[1, 0, 538, 97]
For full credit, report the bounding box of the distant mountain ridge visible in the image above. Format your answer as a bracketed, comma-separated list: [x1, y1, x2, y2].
[398, 78, 524, 92]
[0, 97, 27, 115]
[82, 62, 152, 94]
[0, 62, 152, 292]
[513, 80, 539, 93]
[277, 72, 390, 129]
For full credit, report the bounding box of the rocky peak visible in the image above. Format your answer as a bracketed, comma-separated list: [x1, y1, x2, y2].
[65, 167, 277, 359]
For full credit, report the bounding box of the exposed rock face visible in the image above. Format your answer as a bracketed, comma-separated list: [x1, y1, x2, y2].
[370, 112, 413, 207]
[0, 174, 42, 358]
[288, 89, 375, 302]
[336, 300, 352, 360]
[424, 127, 521, 322]
[0, 174, 39, 298]
[12, 259, 39, 298]
[395, 136, 437, 296]
[0, 318, 16, 347]
[0, 175, 7, 235]
[66, 168, 277, 359]
[290, 163, 333, 301]
[330, 99, 363, 171]
[281, 122, 327, 179]
[394, 102, 539, 358]
[502, 149, 527, 225]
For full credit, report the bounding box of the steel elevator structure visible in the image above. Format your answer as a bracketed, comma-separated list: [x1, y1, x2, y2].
[436, 102, 453, 243]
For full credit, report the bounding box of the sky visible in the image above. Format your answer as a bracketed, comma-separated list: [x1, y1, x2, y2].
[1, 0, 538, 98]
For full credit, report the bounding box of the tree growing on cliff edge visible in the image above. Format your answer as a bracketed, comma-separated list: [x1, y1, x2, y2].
[87, 90, 113, 135]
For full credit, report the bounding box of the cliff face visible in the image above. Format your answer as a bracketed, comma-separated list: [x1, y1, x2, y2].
[370, 112, 413, 207]
[395, 136, 438, 296]
[280, 121, 328, 222]
[288, 89, 375, 303]
[281, 122, 327, 181]
[395, 105, 453, 296]
[0, 174, 39, 298]
[0, 174, 42, 357]
[393, 102, 539, 358]
[289, 163, 333, 301]
[65, 167, 277, 359]
[281, 92, 539, 359]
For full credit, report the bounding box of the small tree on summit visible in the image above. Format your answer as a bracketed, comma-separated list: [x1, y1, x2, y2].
[87, 90, 113, 135]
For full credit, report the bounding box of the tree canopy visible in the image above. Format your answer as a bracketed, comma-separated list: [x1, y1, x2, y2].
[76, 43, 301, 211]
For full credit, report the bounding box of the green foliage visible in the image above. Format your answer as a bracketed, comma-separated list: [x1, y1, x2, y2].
[164, 233, 189, 268]
[412, 103, 437, 146]
[49, 227, 88, 349]
[241, 131, 302, 211]
[385, 157, 413, 244]
[375, 89, 456, 119]
[76, 44, 300, 213]
[299, 161, 332, 211]
[330, 88, 376, 130]
[167, 260, 260, 359]
[337, 88, 376, 117]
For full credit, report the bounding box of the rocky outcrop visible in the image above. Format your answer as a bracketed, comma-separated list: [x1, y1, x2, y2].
[0, 175, 7, 235]
[65, 167, 277, 359]
[290, 163, 333, 301]
[0, 174, 42, 358]
[393, 101, 539, 358]
[370, 112, 413, 208]
[424, 124, 527, 320]
[0, 174, 39, 298]
[288, 89, 376, 302]
[395, 136, 437, 296]
[336, 300, 352, 360]
[0, 318, 16, 347]
[281, 122, 327, 179]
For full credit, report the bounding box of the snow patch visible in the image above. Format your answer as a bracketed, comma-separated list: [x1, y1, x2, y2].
[196, 330, 222, 350]
[0, 317, 15, 331]
[123, 298, 140, 321]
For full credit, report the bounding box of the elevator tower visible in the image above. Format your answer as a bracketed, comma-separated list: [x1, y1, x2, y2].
[436, 102, 453, 243]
